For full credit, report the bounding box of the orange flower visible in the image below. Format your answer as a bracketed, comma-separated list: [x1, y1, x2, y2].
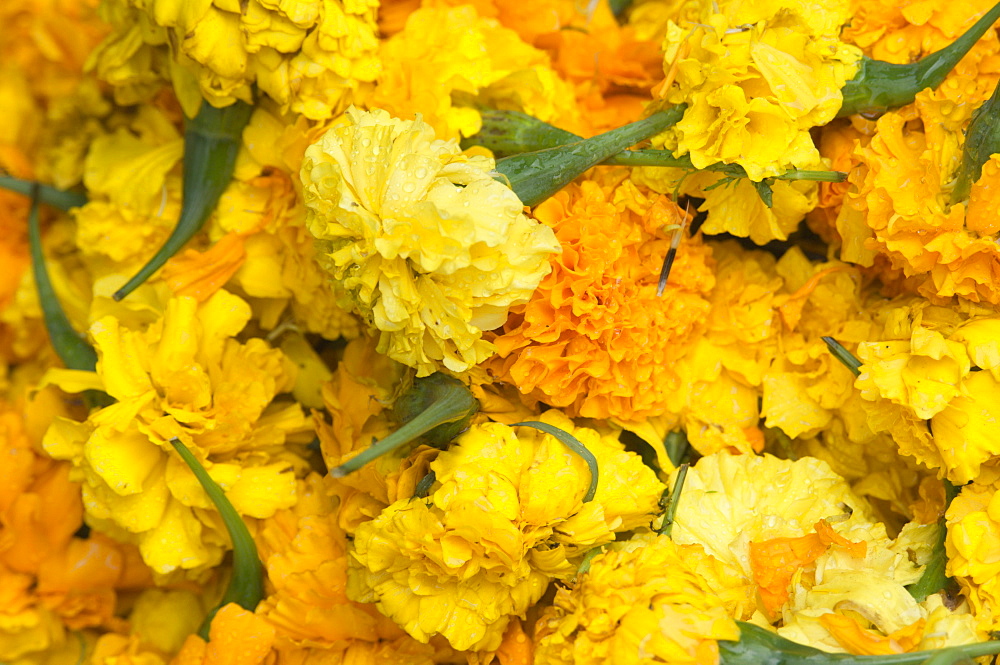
[818, 613, 925, 655]
[490, 170, 715, 421]
[750, 520, 867, 615]
[253, 474, 450, 664]
[172, 604, 275, 665]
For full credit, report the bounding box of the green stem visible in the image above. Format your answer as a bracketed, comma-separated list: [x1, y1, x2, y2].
[28, 186, 97, 372]
[330, 374, 478, 477]
[839, 1, 1000, 117]
[495, 107, 685, 206]
[658, 463, 689, 537]
[113, 100, 253, 301]
[465, 110, 846, 182]
[822, 336, 862, 376]
[721, 621, 1000, 664]
[169, 438, 264, 640]
[1, 176, 88, 211]
[511, 421, 598, 502]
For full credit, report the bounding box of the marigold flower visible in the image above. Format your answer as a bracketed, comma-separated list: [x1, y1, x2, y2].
[87, 0, 380, 118]
[946, 467, 1000, 631]
[490, 171, 713, 421]
[671, 452, 934, 629]
[301, 107, 559, 376]
[253, 473, 451, 664]
[348, 410, 665, 651]
[654, 0, 862, 181]
[369, 5, 583, 140]
[533, 533, 740, 665]
[43, 290, 312, 575]
[852, 300, 1000, 483]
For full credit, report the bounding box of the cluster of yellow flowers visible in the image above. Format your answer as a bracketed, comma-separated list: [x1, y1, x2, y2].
[8, 0, 1000, 664]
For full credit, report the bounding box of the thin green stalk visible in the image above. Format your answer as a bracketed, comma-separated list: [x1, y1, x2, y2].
[512, 421, 598, 502]
[658, 463, 689, 537]
[822, 336, 862, 376]
[839, 1, 1000, 117]
[114, 100, 253, 301]
[330, 374, 478, 477]
[495, 106, 685, 206]
[1, 176, 87, 210]
[170, 438, 264, 640]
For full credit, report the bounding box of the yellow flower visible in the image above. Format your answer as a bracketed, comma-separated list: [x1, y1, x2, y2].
[347, 410, 665, 651]
[654, 0, 861, 181]
[853, 301, 1000, 483]
[669, 451, 934, 626]
[301, 107, 560, 376]
[87, 0, 380, 118]
[946, 467, 1000, 632]
[533, 533, 740, 665]
[43, 290, 312, 575]
[254, 473, 451, 664]
[490, 171, 715, 421]
[369, 5, 583, 140]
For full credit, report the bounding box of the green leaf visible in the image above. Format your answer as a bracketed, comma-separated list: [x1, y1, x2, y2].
[951, 79, 1000, 203]
[906, 481, 961, 602]
[114, 100, 254, 301]
[753, 179, 775, 208]
[169, 438, 264, 640]
[27, 187, 97, 372]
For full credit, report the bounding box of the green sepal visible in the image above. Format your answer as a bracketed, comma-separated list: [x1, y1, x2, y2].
[1, 176, 87, 211]
[838, 2, 1000, 117]
[511, 421, 598, 502]
[113, 100, 254, 301]
[28, 187, 97, 372]
[952, 79, 1000, 202]
[464, 110, 846, 183]
[329, 373, 478, 478]
[169, 438, 265, 641]
[494, 106, 685, 206]
[720, 621, 1000, 664]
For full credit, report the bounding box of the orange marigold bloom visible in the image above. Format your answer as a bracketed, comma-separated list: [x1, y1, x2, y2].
[489, 171, 714, 422]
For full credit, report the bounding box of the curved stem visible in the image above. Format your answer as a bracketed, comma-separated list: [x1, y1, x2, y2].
[170, 438, 264, 640]
[113, 101, 253, 301]
[512, 421, 599, 502]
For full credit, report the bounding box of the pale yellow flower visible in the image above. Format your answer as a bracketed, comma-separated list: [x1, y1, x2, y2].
[301, 107, 560, 376]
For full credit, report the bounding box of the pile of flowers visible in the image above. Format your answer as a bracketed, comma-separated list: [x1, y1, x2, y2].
[7, 0, 1000, 663]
